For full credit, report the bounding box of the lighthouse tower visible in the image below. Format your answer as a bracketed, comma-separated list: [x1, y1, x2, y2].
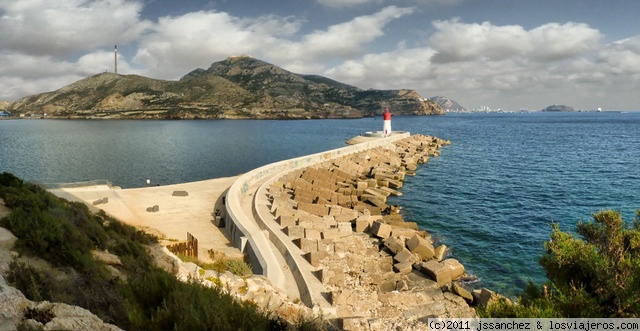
[383, 107, 392, 136]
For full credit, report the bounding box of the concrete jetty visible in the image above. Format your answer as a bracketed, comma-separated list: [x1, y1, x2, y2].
[51, 132, 479, 329]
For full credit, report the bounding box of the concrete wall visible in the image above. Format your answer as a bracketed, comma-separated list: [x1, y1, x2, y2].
[224, 132, 410, 306]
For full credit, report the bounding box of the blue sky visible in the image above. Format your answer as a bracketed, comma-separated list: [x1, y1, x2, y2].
[1, 0, 639, 110]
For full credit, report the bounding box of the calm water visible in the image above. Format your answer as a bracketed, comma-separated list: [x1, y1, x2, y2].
[1, 112, 639, 295]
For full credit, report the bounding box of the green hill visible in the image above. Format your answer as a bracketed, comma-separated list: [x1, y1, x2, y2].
[7, 55, 444, 119]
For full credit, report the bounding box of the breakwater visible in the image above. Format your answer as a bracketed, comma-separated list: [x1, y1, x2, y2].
[225, 133, 481, 329]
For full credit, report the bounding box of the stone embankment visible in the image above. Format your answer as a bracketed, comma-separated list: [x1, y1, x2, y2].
[265, 134, 478, 329]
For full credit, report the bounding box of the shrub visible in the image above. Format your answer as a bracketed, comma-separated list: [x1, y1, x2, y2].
[483, 210, 640, 317]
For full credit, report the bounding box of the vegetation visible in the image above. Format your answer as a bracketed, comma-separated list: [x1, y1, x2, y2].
[0, 172, 289, 330]
[481, 209, 640, 317]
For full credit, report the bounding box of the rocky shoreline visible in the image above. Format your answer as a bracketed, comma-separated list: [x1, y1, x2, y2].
[264, 134, 494, 329]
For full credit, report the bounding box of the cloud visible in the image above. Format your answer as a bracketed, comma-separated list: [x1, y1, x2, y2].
[429, 19, 602, 63]
[268, 6, 415, 64]
[131, 10, 308, 78]
[0, 0, 150, 56]
[134, 6, 414, 78]
[316, 0, 383, 8]
[323, 18, 640, 110]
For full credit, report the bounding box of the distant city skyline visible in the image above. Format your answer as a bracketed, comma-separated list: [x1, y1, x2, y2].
[1, 0, 639, 110]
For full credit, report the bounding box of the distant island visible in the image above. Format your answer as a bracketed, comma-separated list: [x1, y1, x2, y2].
[542, 104, 575, 112]
[3, 55, 444, 120]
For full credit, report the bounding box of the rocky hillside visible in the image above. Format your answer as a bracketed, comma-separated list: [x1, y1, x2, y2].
[429, 96, 466, 112]
[7, 55, 444, 119]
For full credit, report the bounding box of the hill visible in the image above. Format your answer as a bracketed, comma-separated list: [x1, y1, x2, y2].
[428, 96, 467, 112]
[7, 56, 444, 119]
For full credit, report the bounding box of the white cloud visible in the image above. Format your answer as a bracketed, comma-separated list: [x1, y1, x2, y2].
[132, 10, 304, 78]
[0, 0, 150, 56]
[133, 6, 414, 79]
[1, 1, 638, 111]
[429, 19, 602, 63]
[323, 18, 640, 110]
[316, 0, 383, 8]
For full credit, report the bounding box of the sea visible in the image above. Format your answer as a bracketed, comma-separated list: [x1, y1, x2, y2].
[1, 111, 639, 296]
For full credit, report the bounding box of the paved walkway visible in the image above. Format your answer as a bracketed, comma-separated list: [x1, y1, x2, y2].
[49, 177, 244, 262]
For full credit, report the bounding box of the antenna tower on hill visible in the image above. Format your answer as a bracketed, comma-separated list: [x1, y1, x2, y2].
[114, 45, 118, 74]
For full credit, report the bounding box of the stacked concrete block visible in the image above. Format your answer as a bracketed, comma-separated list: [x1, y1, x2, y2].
[370, 220, 392, 239]
[305, 251, 328, 267]
[420, 260, 452, 286]
[434, 244, 448, 261]
[283, 225, 305, 240]
[406, 234, 435, 261]
[293, 238, 318, 252]
[265, 133, 471, 323]
[443, 258, 465, 280]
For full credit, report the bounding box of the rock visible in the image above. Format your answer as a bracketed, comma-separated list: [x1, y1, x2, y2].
[473, 288, 510, 308]
[383, 236, 405, 255]
[0, 274, 122, 331]
[393, 262, 413, 275]
[305, 251, 328, 267]
[434, 244, 447, 261]
[405, 234, 434, 261]
[0, 227, 17, 249]
[91, 250, 122, 266]
[370, 220, 391, 239]
[419, 260, 452, 286]
[452, 283, 474, 304]
[442, 258, 464, 280]
[393, 249, 417, 265]
[355, 218, 371, 232]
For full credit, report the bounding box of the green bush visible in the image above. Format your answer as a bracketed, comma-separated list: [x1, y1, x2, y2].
[0, 172, 295, 330]
[483, 210, 640, 317]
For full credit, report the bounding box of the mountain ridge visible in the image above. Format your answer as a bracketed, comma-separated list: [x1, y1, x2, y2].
[6, 56, 444, 119]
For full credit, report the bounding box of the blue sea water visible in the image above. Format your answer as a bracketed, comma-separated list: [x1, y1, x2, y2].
[1, 112, 639, 296]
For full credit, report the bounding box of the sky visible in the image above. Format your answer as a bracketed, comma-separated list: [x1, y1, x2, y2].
[1, 0, 639, 111]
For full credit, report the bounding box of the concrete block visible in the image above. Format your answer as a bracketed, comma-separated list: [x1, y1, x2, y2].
[452, 283, 473, 304]
[293, 238, 318, 252]
[355, 218, 371, 233]
[406, 234, 435, 261]
[337, 221, 352, 233]
[393, 249, 417, 264]
[172, 190, 189, 197]
[275, 214, 296, 228]
[370, 220, 391, 238]
[420, 260, 452, 286]
[391, 226, 417, 238]
[443, 258, 465, 280]
[284, 225, 304, 239]
[321, 229, 340, 240]
[305, 251, 328, 267]
[434, 244, 448, 261]
[318, 239, 335, 253]
[383, 236, 405, 254]
[393, 262, 412, 274]
[304, 228, 322, 240]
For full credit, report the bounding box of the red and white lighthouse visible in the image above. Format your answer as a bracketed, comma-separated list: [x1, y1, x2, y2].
[383, 107, 392, 136]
